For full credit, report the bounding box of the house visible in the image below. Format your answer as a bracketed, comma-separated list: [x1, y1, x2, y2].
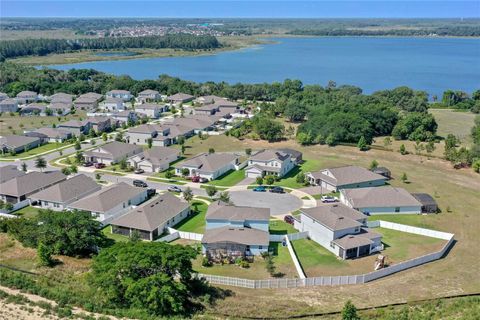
[25, 127, 72, 143]
[49, 102, 72, 115]
[298, 204, 383, 260]
[74, 93, 102, 110]
[87, 116, 111, 133]
[16, 91, 38, 104]
[205, 201, 270, 232]
[30, 174, 101, 211]
[195, 103, 220, 116]
[0, 135, 42, 154]
[106, 90, 132, 101]
[68, 182, 148, 223]
[101, 97, 125, 112]
[245, 149, 295, 178]
[58, 120, 92, 135]
[110, 193, 190, 240]
[372, 167, 392, 179]
[195, 95, 225, 105]
[175, 152, 240, 180]
[0, 98, 18, 113]
[20, 103, 47, 116]
[128, 146, 180, 173]
[135, 103, 165, 118]
[50, 93, 74, 104]
[306, 166, 388, 192]
[412, 193, 438, 213]
[166, 115, 218, 133]
[340, 186, 422, 215]
[0, 171, 66, 211]
[167, 93, 194, 105]
[127, 124, 164, 145]
[84, 141, 143, 165]
[137, 89, 161, 102]
[0, 92, 8, 102]
[111, 110, 138, 124]
[0, 165, 26, 183]
[277, 148, 303, 164]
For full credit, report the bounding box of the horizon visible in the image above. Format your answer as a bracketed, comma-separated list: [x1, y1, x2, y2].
[2, 1, 479, 19]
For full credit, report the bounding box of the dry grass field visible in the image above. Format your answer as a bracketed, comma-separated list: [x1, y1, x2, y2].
[429, 109, 477, 145]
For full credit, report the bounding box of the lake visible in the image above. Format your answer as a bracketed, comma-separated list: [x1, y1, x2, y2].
[51, 37, 480, 96]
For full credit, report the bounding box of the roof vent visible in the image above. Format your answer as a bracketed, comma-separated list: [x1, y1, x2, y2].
[338, 217, 344, 220]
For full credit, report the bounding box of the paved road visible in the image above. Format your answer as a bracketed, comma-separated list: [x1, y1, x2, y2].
[229, 190, 303, 216]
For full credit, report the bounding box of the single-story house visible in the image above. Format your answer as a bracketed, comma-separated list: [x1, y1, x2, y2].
[16, 91, 38, 104]
[306, 166, 388, 192]
[49, 102, 72, 115]
[205, 201, 270, 232]
[137, 89, 161, 102]
[49, 92, 74, 104]
[195, 103, 220, 116]
[0, 165, 26, 183]
[87, 116, 111, 133]
[298, 203, 382, 260]
[0, 135, 42, 154]
[20, 103, 47, 116]
[25, 127, 72, 143]
[0, 92, 8, 102]
[0, 98, 18, 112]
[128, 146, 180, 173]
[110, 193, 190, 240]
[30, 174, 101, 211]
[195, 95, 225, 105]
[74, 93, 101, 110]
[412, 193, 438, 213]
[245, 149, 295, 178]
[83, 141, 143, 165]
[0, 171, 67, 211]
[175, 152, 240, 180]
[340, 186, 422, 215]
[111, 110, 138, 124]
[68, 182, 148, 223]
[135, 103, 165, 119]
[167, 93, 194, 105]
[101, 97, 125, 112]
[58, 120, 92, 135]
[106, 90, 132, 101]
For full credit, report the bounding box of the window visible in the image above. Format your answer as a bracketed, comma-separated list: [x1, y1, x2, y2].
[330, 242, 335, 249]
[128, 200, 131, 205]
[395, 207, 400, 213]
[259, 246, 263, 250]
[123, 203, 126, 208]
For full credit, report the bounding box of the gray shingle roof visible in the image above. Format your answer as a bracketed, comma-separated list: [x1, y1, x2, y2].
[175, 152, 238, 173]
[0, 135, 40, 149]
[30, 174, 101, 204]
[139, 146, 180, 166]
[202, 226, 269, 246]
[138, 89, 159, 95]
[333, 234, 373, 249]
[342, 186, 422, 208]
[68, 182, 145, 213]
[29, 127, 71, 139]
[111, 193, 189, 231]
[309, 166, 387, 187]
[85, 141, 142, 160]
[249, 149, 290, 162]
[301, 203, 364, 231]
[136, 103, 162, 110]
[0, 171, 66, 197]
[206, 201, 270, 222]
[0, 165, 26, 183]
[167, 93, 194, 101]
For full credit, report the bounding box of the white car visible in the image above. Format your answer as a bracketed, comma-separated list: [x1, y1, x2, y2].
[321, 195, 338, 203]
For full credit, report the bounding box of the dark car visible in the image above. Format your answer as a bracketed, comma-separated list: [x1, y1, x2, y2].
[269, 186, 285, 194]
[284, 215, 295, 225]
[94, 163, 106, 169]
[252, 186, 267, 192]
[147, 188, 156, 197]
[199, 177, 209, 183]
[133, 180, 148, 188]
[83, 161, 93, 167]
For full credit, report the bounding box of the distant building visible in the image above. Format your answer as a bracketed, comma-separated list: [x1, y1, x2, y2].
[135, 103, 166, 119]
[128, 146, 180, 173]
[137, 89, 161, 102]
[101, 97, 125, 112]
[58, 120, 92, 135]
[0, 135, 42, 154]
[83, 141, 143, 165]
[245, 149, 295, 178]
[0, 98, 18, 112]
[106, 90, 132, 101]
[167, 93, 194, 105]
[16, 91, 38, 104]
[175, 152, 240, 181]
[25, 127, 72, 143]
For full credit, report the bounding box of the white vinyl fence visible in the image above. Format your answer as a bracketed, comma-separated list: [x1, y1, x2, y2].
[284, 234, 306, 279]
[198, 221, 455, 289]
[0, 212, 18, 219]
[156, 227, 203, 242]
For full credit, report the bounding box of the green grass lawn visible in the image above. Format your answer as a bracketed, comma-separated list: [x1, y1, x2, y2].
[273, 159, 322, 189]
[101, 225, 129, 243]
[0, 142, 70, 159]
[11, 206, 41, 218]
[269, 219, 298, 235]
[367, 214, 437, 229]
[291, 239, 346, 273]
[174, 201, 208, 233]
[147, 177, 186, 185]
[207, 169, 246, 187]
[151, 157, 186, 178]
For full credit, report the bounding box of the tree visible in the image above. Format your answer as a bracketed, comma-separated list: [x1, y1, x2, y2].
[369, 160, 378, 170]
[218, 191, 231, 204]
[205, 185, 217, 198]
[37, 242, 54, 267]
[182, 187, 193, 203]
[342, 300, 360, 320]
[61, 167, 71, 176]
[78, 133, 85, 142]
[177, 136, 185, 146]
[251, 175, 263, 185]
[75, 151, 83, 164]
[69, 164, 78, 174]
[165, 170, 174, 179]
[119, 157, 128, 171]
[95, 173, 101, 180]
[296, 172, 306, 185]
[88, 128, 96, 138]
[115, 132, 123, 142]
[399, 144, 407, 155]
[102, 132, 108, 141]
[245, 148, 252, 156]
[21, 162, 27, 172]
[425, 141, 436, 156]
[325, 133, 336, 146]
[265, 254, 276, 276]
[147, 137, 153, 149]
[208, 148, 215, 154]
[297, 131, 313, 145]
[357, 136, 369, 151]
[401, 172, 408, 183]
[181, 168, 190, 177]
[34, 156, 46, 171]
[265, 175, 275, 185]
[472, 159, 480, 173]
[392, 112, 437, 141]
[89, 242, 198, 316]
[181, 144, 186, 155]
[74, 140, 81, 151]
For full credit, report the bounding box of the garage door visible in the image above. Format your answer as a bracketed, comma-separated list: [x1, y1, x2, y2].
[139, 164, 153, 173]
[246, 171, 260, 178]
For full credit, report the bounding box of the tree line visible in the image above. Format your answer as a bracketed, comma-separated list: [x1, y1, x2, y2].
[0, 34, 221, 60]
[288, 26, 480, 37]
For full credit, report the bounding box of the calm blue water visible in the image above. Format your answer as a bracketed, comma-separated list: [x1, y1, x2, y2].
[51, 37, 480, 96]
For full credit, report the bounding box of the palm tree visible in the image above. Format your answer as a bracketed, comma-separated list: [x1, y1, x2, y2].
[35, 156, 47, 172]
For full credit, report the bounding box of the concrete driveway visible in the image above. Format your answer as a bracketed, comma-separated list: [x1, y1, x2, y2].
[229, 190, 303, 216]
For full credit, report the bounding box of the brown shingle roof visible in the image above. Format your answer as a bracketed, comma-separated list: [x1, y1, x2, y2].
[202, 226, 269, 246]
[301, 203, 364, 231]
[30, 174, 100, 204]
[0, 135, 40, 149]
[0, 171, 66, 197]
[342, 186, 422, 208]
[175, 152, 238, 173]
[206, 201, 270, 222]
[309, 166, 387, 187]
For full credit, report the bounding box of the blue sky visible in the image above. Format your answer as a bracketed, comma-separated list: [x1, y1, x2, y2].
[1, 1, 479, 18]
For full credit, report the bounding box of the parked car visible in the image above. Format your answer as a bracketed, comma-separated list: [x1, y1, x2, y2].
[94, 163, 106, 169]
[252, 186, 267, 192]
[83, 161, 93, 167]
[199, 177, 209, 183]
[321, 195, 338, 203]
[269, 186, 285, 194]
[133, 180, 148, 188]
[134, 168, 145, 174]
[168, 185, 182, 193]
[147, 188, 156, 197]
[284, 215, 295, 225]
[191, 176, 200, 183]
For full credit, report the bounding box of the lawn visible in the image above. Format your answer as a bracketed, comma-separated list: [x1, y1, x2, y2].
[291, 239, 346, 277]
[368, 214, 439, 229]
[11, 206, 41, 218]
[101, 225, 129, 243]
[0, 142, 70, 160]
[207, 169, 246, 187]
[429, 108, 477, 145]
[173, 201, 208, 233]
[147, 177, 186, 185]
[192, 241, 297, 279]
[269, 219, 298, 235]
[151, 157, 186, 179]
[273, 159, 322, 189]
